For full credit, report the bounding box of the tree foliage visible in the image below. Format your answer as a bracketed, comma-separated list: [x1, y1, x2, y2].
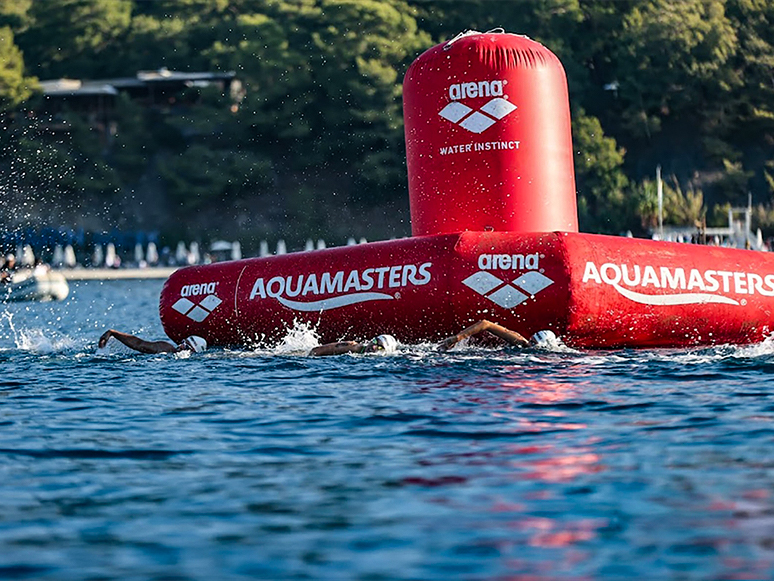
[0, 26, 34, 110]
[2, 0, 774, 240]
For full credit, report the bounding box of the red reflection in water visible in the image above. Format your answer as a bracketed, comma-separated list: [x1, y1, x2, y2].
[515, 450, 604, 483]
[408, 369, 613, 575]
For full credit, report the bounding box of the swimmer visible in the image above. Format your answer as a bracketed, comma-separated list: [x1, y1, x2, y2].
[437, 319, 557, 351]
[98, 329, 207, 354]
[310, 334, 398, 356]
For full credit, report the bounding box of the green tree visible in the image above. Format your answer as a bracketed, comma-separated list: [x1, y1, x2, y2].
[0, 26, 34, 110]
[572, 111, 630, 233]
[613, 0, 738, 139]
[0, 0, 31, 30]
[17, 0, 132, 79]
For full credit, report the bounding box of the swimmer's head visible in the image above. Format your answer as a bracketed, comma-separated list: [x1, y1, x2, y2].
[529, 330, 557, 348]
[180, 335, 207, 353]
[369, 334, 398, 353]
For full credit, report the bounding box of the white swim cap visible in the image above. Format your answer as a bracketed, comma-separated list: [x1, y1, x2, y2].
[373, 334, 398, 353]
[181, 335, 207, 353]
[530, 330, 557, 347]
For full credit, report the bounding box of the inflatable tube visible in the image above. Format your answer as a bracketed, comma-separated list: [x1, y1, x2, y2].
[160, 231, 774, 348]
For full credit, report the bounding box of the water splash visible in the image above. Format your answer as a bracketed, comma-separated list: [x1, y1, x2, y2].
[1, 310, 74, 353]
[273, 320, 322, 355]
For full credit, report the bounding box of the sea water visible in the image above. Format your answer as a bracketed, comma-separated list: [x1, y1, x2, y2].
[2, 279, 774, 580]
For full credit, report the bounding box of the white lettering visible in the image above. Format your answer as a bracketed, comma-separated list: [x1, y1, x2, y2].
[705, 270, 719, 292]
[344, 269, 361, 292]
[660, 267, 686, 290]
[717, 271, 733, 293]
[249, 278, 266, 300]
[582, 261, 602, 284]
[388, 265, 402, 288]
[734, 272, 748, 294]
[286, 275, 303, 297]
[402, 264, 417, 286]
[361, 268, 375, 291]
[266, 276, 285, 298]
[448, 80, 505, 101]
[583, 261, 774, 302]
[443, 140, 520, 156]
[600, 263, 622, 285]
[250, 262, 435, 301]
[642, 266, 661, 287]
[622, 265, 641, 286]
[321, 271, 344, 294]
[302, 274, 319, 295]
[375, 267, 390, 288]
[416, 262, 432, 285]
[478, 253, 540, 271]
[687, 269, 705, 291]
[181, 282, 217, 297]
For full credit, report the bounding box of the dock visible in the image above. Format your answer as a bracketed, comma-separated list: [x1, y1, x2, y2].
[56, 267, 179, 281]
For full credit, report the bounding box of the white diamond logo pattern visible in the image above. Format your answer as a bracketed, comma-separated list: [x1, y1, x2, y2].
[172, 294, 221, 322]
[200, 294, 223, 311]
[439, 97, 517, 134]
[172, 298, 194, 314]
[462, 271, 504, 295]
[512, 271, 554, 295]
[439, 102, 473, 123]
[459, 111, 496, 134]
[463, 270, 555, 309]
[187, 306, 210, 322]
[480, 98, 517, 120]
[488, 286, 528, 309]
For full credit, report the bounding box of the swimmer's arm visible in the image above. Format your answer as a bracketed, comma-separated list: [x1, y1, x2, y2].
[309, 341, 365, 356]
[438, 320, 493, 351]
[438, 320, 528, 351]
[482, 321, 529, 347]
[99, 329, 178, 354]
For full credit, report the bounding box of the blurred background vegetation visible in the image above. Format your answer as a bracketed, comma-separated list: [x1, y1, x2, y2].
[1, 0, 774, 251]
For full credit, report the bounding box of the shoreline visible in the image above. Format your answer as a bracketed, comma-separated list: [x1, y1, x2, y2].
[55, 267, 179, 281]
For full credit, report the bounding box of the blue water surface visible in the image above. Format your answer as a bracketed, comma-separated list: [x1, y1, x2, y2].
[2, 279, 774, 580]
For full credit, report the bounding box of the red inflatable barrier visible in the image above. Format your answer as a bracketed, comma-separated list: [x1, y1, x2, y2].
[160, 231, 774, 349]
[159, 30, 774, 349]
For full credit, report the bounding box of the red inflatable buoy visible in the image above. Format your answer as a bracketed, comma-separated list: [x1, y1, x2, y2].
[403, 31, 578, 236]
[159, 30, 774, 350]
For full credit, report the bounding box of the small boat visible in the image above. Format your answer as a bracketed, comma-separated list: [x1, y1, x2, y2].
[1, 267, 69, 302]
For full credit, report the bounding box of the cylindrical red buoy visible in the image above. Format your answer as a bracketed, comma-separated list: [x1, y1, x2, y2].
[404, 30, 578, 237]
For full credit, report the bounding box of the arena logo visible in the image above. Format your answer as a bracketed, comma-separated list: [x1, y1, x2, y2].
[449, 80, 504, 101]
[250, 262, 433, 312]
[181, 282, 218, 297]
[439, 79, 516, 134]
[478, 253, 540, 271]
[582, 261, 774, 306]
[173, 283, 223, 322]
[463, 253, 553, 309]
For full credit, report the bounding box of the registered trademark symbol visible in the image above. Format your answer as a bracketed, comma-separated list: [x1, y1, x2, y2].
[395, 292, 401, 299]
[741, 299, 748, 306]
